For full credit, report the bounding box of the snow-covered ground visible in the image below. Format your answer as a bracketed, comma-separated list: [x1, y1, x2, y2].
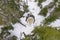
[10, 0, 60, 40]
[0, 0, 60, 40]
[11, 0, 45, 39]
[10, 0, 55, 40]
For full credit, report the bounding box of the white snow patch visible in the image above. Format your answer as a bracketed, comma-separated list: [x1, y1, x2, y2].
[41, 0, 53, 8]
[10, 22, 34, 40]
[49, 19, 60, 27]
[34, 15, 45, 26]
[28, 1, 40, 15]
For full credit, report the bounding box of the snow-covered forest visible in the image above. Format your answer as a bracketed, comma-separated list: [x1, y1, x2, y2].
[0, 0, 60, 40]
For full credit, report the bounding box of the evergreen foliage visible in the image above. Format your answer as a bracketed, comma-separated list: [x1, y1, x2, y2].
[0, 0, 60, 40]
[33, 26, 60, 40]
[37, 0, 46, 6]
[39, 7, 48, 16]
[0, 0, 29, 39]
[23, 26, 60, 40]
[0, 0, 29, 24]
[44, 15, 57, 25]
[0, 25, 14, 40]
